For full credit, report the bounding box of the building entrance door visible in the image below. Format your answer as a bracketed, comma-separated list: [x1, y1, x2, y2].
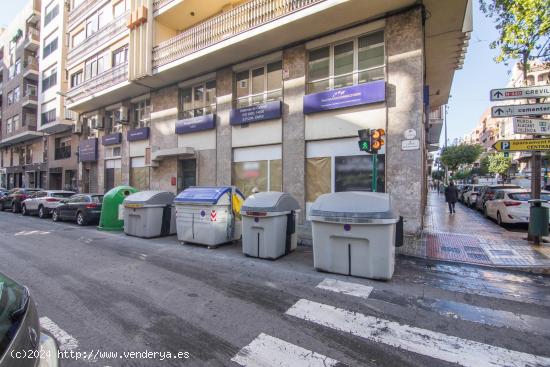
[178, 159, 196, 193]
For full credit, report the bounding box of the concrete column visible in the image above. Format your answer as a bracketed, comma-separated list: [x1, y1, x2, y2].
[385, 8, 425, 234]
[216, 67, 233, 186]
[121, 124, 130, 186]
[282, 45, 307, 223]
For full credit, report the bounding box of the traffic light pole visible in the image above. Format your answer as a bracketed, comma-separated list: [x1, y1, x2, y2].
[372, 153, 378, 192]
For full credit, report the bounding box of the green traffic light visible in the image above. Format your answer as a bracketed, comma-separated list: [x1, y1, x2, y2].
[358, 140, 370, 151]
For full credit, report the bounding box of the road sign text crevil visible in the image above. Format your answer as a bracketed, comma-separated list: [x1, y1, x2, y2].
[490, 86, 550, 101]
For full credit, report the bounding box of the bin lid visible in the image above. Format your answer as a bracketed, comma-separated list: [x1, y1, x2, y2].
[310, 192, 397, 223]
[174, 186, 244, 205]
[124, 191, 175, 207]
[242, 192, 300, 213]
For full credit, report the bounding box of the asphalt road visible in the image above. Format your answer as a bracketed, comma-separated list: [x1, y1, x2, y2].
[1, 211, 550, 367]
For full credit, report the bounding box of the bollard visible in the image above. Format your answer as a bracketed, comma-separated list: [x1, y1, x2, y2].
[528, 199, 549, 244]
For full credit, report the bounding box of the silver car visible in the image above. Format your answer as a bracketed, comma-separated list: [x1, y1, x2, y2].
[21, 190, 75, 218]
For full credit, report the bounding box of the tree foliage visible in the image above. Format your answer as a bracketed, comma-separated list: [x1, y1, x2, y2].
[487, 153, 512, 177]
[440, 144, 484, 172]
[480, 0, 550, 70]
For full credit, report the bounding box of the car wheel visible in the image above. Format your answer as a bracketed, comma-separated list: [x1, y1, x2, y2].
[38, 206, 46, 219]
[21, 205, 28, 216]
[76, 212, 86, 226]
[497, 212, 505, 227]
[52, 210, 61, 222]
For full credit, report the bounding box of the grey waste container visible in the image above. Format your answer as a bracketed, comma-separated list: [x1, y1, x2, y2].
[123, 191, 176, 238]
[174, 186, 245, 247]
[310, 191, 399, 280]
[241, 192, 300, 259]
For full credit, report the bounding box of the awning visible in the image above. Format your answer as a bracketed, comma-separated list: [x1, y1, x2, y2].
[151, 146, 195, 162]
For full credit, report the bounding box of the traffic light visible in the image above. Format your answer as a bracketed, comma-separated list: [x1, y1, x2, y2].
[358, 129, 370, 152]
[370, 129, 385, 153]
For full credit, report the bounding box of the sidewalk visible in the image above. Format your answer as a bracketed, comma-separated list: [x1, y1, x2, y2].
[399, 191, 550, 273]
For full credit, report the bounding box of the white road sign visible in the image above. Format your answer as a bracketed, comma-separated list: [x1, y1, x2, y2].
[401, 139, 420, 151]
[491, 103, 550, 118]
[490, 85, 550, 101]
[513, 117, 550, 134]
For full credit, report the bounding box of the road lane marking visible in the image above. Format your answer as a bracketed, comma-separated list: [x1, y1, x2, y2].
[316, 278, 373, 299]
[418, 298, 550, 337]
[285, 299, 550, 367]
[231, 333, 340, 367]
[39, 317, 79, 351]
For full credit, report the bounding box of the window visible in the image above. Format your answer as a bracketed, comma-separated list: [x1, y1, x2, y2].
[72, 30, 85, 48]
[0, 273, 28, 359]
[8, 65, 15, 80]
[44, 2, 59, 26]
[14, 58, 21, 76]
[42, 66, 57, 91]
[235, 61, 282, 108]
[130, 157, 150, 191]
[114, 0, 128, 17]
[105, 110, 122, 134]
[54, 137, 71, 160]
[6, 117, 13, 133]
[232, 160, 282, 197]
[86, 4, 112, 38]
[25, 145, 32, 164]
[131, 99, 151, 129]
[25, 84, 37, 97]
[7, 91, 13, 106]
[70, 70, 83, 88]
[41, 108, 56, 125]
[178, 80, 216, 119]
[307, 30, 385, 94]
[72, 0, 85, 10]
[85, 54, 104, 80]
[43, 35, 58, 58]
[112, 45, 128, 66]
[13, 87, 20, 103]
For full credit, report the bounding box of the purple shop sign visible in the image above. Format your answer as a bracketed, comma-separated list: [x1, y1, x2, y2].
[230, 100, 282, 125]
[78, 138, 98, 162]
[127, 127, 150, 142]
[175, 114, 216, 134]
[102, 133, 122, 146]
[303, 80, 386, 114]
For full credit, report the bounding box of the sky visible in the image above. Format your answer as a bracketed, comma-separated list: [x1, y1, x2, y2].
[0, 0, 510, 146]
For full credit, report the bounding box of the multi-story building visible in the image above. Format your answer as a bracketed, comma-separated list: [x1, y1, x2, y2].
[62, 0, 471, 238]
[0, 0, 43, 190]
[38, 0, 78, 191]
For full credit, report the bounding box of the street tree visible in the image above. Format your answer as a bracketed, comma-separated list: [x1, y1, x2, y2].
[480, 0, 550, 79]
[487, 153, 512, 182]
[440, 144, 484, 173]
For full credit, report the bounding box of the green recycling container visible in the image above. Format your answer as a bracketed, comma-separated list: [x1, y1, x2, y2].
[98, 185, 138, 231]
[528, 200, 549, 237]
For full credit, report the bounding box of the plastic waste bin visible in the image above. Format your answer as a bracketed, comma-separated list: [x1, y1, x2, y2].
[241, 192, 300, 259]
[98, 185, 138, 231]
[123, 191, 176, 238]
[174, 186, 245, 247]
[310, 191, 399, 280]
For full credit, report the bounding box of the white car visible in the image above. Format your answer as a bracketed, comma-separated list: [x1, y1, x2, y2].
[484, 189, 550, 226]
[462, 185, 483, 207]
[21, 190, 75, 218]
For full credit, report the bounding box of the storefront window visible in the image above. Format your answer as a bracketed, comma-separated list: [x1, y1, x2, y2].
[232, 159, 282, 197]
[235, 61, 282, 108]
[307, 30, 385, 94]
[335, 155, 385, 192]
[178, 81, 216, 120]
[306, 157, 331, 202]
[104, 159, 122, 192]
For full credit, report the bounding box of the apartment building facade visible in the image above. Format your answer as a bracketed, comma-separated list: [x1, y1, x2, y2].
[0, 0, 43, 189]
[62, 0, 471, 237]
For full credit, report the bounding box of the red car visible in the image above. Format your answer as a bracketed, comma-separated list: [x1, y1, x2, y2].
[0, 188, 42, 213]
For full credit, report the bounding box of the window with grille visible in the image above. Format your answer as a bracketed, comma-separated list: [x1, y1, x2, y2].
[235, 61, 282, 108]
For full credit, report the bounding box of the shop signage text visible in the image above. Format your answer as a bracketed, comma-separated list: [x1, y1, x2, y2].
[513, 117, 550, 135]
[490, 85, 550, 101]
[127, 127, 150, 141]
[230, 100, 282, 125]
[303, 80, 385, 114]
[102, 133, 122, 146]
[491, 103, 550, 118]
[175, 114, 216, 134]
[79, 138, 98, 162]
[492, 138, 550, 152]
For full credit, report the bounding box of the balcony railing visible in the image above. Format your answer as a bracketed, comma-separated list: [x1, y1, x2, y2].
[153, 0, 177, 13]
[54, 146, 71, 160]
[152, 0, 325, 69]
[25, 28, 40, 45]
[68, 0, 97, 30]
[67, 11, 130, 65]
[23, 57, 39, 74]
[66, 62, 128, 103]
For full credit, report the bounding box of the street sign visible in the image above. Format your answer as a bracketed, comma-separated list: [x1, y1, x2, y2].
[492, 138, 550, 152]
[491, 103, 550, 118]
[490, 85, 550, 101]
[513, 117, 550, 134]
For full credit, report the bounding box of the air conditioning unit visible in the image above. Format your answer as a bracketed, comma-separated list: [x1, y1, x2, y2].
[74, 118, 83, 134]
[118, 106, 129, 124]
[90, 114, 104, 130]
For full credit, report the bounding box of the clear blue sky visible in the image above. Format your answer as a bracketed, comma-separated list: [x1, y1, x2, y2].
[0, 0, 508, 146]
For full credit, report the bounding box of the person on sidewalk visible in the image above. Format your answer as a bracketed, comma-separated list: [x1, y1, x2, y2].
[445, 180, 459, 214]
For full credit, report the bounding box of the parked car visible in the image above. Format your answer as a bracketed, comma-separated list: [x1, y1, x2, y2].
[51, 194, 104, 226]
[0, 271, 59, 367]
[462, 185, 483, 207]
[458, 185, 471, 203]
[0, 188, 8, 199]
[475, 184, 521, 211]
[21, 190, 76, 218]
[484, 189, 550, 226]
[0, 188, 42, 213]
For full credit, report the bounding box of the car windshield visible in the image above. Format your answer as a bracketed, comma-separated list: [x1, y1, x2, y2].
[51, 193, 74, 198]
[508, 193, 550, 201]
[0, 273, 29, 359]
[92, 196, 104, 203]
[473, 187, 481, 193]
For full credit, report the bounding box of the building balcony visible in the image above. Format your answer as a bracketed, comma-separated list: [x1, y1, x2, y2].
[153, 0, 177, 14]
[23, 57, 39, 81]
[38, 108, 76, 134]
[54, 146, 71, 160]
[24, 28, 40, 51]
[0, 123, 40, 148]
[67, 11, 130, 68]
[21, 92, 38, 108]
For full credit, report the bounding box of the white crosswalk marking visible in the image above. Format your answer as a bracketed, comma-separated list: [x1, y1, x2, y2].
[316, 278, 373, 299]
[39, 317, 79, 351]
[286, 299, 550, 367]
[231, 333, 340, 367]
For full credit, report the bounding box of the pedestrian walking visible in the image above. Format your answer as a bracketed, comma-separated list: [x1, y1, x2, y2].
[444, 180, 459, 214]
